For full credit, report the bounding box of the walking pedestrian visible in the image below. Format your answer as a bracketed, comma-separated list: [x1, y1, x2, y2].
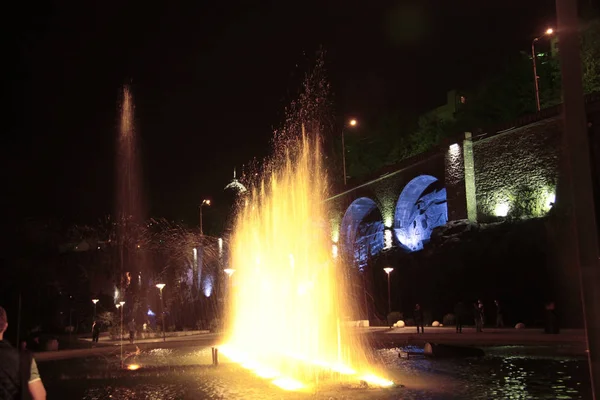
[494, 300, 505, 328]
[92, 320, 100, 343]
[128, 319, 136, 344]
[414, 304, 424, 334]
[0, 306, 47, 400]
[474, 300, 484, 332]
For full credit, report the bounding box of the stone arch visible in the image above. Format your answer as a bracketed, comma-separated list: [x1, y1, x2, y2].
[340, 197, 384, 271]
[394, 175, 448, 252]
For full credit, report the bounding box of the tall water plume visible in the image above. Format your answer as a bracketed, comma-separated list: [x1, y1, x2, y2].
[116, 85, 143, 225]
[115, 85, 145, 307]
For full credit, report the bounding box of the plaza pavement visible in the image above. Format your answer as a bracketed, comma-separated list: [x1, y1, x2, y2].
[363, 326, 588, 354]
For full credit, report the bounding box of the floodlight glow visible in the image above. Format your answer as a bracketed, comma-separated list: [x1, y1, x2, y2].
[495, 202, 509, 217]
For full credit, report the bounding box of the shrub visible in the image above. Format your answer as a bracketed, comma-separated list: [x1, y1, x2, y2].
[443, 313, 456, 326]
[209, 318, 224, 333]
[387, 312, 403, 327]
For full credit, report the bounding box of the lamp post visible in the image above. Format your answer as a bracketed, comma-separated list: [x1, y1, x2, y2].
[92, 299, 99, 320]
[342, 119, 358, 186]
[117, 301, 125, 368]
[199, 199, 211, 236]
[383, 267, 394, 315]
[531, 28, 554, 111]
[118, 301, 125, 339]
[156, 283, 166, 342]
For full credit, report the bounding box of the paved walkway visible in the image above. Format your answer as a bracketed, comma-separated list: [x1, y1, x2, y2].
[35, 332, 219, 362]
[364, 326, 587, 348]
[80, 330, 210, 345]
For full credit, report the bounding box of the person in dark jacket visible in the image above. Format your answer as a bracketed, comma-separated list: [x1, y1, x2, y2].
[92, 321, 101, 343]
[544, 301, 560, 334]
[474, 301, 484, 332]
[494, 300, 505, 328]
[454, 301, 466, 333]
[0, 306, 46, 400]
[414, 304, 424, 333]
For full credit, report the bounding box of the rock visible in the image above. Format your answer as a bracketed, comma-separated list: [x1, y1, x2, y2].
[45, 339, 59, 351]
[439, 324, 444, 327]
[432, 321, 440, 327]
[396, 320, 405, 328]
[515, 322, 526, 329]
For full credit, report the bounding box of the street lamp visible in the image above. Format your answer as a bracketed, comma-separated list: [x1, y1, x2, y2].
[199, 199, 211, 236]
[383, 267, 394, 315]
[224, 268, 236, 277]
[156, 283, 166, 342]
[531, 27, 554, 111]
[342, 119, 358, 186]
[92, 299, 99, 320]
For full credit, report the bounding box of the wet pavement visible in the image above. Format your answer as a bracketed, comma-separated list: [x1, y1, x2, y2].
[38, 342, 591, 399]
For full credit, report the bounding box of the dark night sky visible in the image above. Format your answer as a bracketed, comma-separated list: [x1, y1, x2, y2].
[4, 0, 557, 227]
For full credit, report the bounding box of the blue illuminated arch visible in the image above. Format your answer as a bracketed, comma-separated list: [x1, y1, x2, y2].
[394, 175, 448, 252]
[340, 197, 384, 270]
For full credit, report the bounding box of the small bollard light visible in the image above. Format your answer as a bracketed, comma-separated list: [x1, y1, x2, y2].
[211, 347, 219, 366]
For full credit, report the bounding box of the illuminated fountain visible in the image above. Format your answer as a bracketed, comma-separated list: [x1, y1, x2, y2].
[221, 128, 393, 391]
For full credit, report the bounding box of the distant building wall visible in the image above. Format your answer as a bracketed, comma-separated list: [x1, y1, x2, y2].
[472, 118, 560, 221]
[327, 97, 599, 267]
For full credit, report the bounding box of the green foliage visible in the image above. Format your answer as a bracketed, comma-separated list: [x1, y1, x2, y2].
[508, 186, 552, 219]
[443, 313, 456, 326]
[582, 19, 600, 94]
[97, 311, 116, 327]
[387, 311, 403, 327]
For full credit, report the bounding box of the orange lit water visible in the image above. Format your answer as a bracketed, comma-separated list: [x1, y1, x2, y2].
[222, 130, 392, 391]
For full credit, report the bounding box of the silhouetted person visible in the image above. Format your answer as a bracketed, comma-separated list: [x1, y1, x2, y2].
[474, 300, 484, 332]
[0, 306, 47, 400]
[414, 304, 424, 333]
[128, 319, 136, 344]
[494, 300, 504, 328]
[92, 321, 100, 343]
[544, 301, 560, 334]
[454, 301, 466, 333]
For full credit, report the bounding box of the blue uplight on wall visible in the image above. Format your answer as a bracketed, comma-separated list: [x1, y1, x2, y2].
[340, 197, 384, 271]
[203, 274, 214, 297]
[394, 175, 448, 252]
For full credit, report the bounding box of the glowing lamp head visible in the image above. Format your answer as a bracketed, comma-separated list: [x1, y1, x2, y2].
[155, 283, 166, 291]
[383, 267, 394, 275]
[224, 268, 236, 277]
[119, 301, 125, 306]
[349, 119, 357, 127]
[494, 202, 509, 217]
[202, 199, 211, 206]
[92, 299, 99, 304]
[115, 304, 121, 309]
[545, 28, 554, 35]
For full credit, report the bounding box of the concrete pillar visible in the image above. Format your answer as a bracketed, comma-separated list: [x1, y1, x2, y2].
[444, 140, 467, 221]
[463, 132, 478, 222]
